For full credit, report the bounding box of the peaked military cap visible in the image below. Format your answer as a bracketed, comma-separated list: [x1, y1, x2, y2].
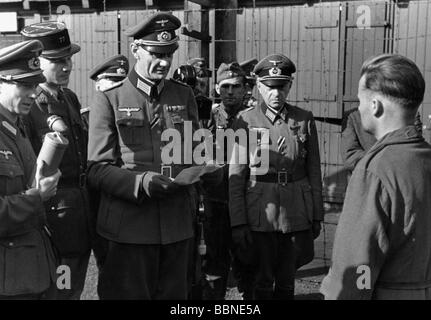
[125, 12, 181, 54]
[216, 62, 246, 86]
[240, 57, 258, 87]
[89, 54, 129, 81]
[21, 21, 80, 60]
[253, 54, 296, 87]
[240, 57, 258, 76]
[0, 40, 46, 85]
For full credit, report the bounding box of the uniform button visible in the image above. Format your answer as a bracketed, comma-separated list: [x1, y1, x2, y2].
[157, 130, 161, 134]
[51, 206, 55, 210]
[8, 242, 14, 247]
[75, 136, 79, 140]
[9, 171, 13, 176]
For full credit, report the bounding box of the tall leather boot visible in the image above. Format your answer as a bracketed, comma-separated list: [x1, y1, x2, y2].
[202, 278, 227, 300]
[274, 285, 294, 300]
[254, 287, 274, 300]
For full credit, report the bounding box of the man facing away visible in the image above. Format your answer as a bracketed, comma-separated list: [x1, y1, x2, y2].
[321, 54, 431, 300]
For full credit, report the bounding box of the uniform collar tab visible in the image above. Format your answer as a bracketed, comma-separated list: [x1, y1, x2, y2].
[263, 103, 287, 124]
[129, 67, 165, 98]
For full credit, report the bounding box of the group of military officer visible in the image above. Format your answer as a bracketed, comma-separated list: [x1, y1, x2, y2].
[0, 11, 323, 300]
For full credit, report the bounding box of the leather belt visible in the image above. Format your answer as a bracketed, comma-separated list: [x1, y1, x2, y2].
[250, 171, 306, 185]
[124, 163, 191, 179]
[161, 164, 192, 179]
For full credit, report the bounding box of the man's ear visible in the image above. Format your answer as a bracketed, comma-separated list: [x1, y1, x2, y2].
[371, 98, 384, 118]
[215, 83, 220, 95]
[256, 80, 261, 91]
[130, 43, 139, 60]
[0, 81, 7, 94]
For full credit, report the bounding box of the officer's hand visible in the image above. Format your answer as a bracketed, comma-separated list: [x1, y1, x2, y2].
[200, 166, 224, 186]
[37, 170, 62, 201]
[232, 225, 253, 250]
[312, 220, 322, 239]
[143, 171, 179, 199]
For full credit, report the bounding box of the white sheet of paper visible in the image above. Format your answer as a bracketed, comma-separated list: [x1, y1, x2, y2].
[173, 165, 223, 185]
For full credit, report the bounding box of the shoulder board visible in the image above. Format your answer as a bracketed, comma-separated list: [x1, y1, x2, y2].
[238, 106, 254, 116]
[35, 86, 48, 103]
[101, 79, 126, 92]
[170, 78, 190, 87]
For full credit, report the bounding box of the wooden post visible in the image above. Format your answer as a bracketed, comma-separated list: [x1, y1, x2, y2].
[200, 6, 209, 66]
[184, 1, 201, 61]
[214, 0, 237, 68]
[183, 1, 210, 63]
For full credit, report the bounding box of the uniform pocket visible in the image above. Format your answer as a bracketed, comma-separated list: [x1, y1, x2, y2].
[245, 182, 263, 227]
[0, 164, 24, 195]
[116, 118, 147, 146]
[1, 231, 50, 294]
[301, 183, 314, 223]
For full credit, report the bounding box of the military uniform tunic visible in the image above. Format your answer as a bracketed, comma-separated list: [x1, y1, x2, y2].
[24, 86, 91, 256]
[229, 102, 324, 233]
[0, 111, 56, 296]
[87, 67, 200, 245]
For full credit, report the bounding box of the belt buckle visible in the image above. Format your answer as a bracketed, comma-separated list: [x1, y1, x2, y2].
[278, 171, 288, 185]
[79, 173, 86, 188]
[161, 165, 172, 179]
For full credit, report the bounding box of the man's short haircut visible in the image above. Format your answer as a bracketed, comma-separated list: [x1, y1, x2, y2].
[360, 54, 425, 110]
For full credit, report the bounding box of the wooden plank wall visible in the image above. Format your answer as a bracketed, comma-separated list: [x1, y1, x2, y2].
[395, 0, 431, 137]
[2, 0, 431, 202]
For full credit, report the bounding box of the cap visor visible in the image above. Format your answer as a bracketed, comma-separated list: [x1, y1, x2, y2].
[41, 43, 81, 60]
[16, 73, 46, 85]
[142, 43, 178, 54]
[260, 78, 290, 87]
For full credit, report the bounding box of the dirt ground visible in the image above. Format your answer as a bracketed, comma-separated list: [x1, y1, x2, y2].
[81, 207, 341, 300]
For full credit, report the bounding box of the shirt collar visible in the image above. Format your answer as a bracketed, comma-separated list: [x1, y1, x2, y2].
[220, 102, 241, 120]
[263, 103, 288, 124]
[39, 83, 63, 101]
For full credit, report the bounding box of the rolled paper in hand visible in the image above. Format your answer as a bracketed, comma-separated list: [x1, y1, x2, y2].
[29, 131, 69, 187]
